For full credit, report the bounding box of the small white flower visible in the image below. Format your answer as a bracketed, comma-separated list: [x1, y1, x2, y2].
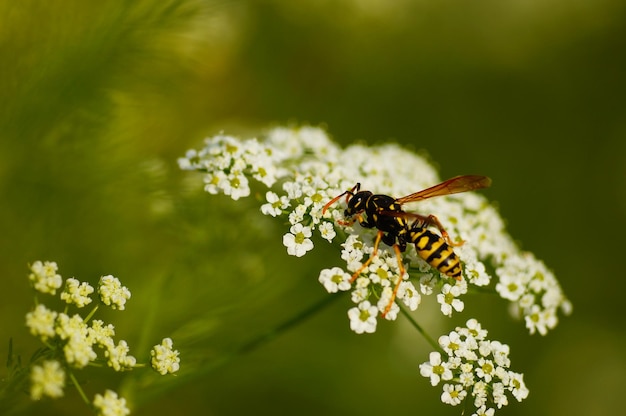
[340, 234, 364, 257]
[347, 301, 378, 334]
[28, 261, 62, 295]
[25, 304, 58, 341]
[56, 313, 97, 368]
[490, 340, 511, 367]
[220, 171, 250, 200]
[89, 319, 116, 346]
[60, 278, 94, 308]
[459, 367, 475, 387]
[437, 283, 465, 316]
[283, 181, 303, 200]
[492, 382, 509, 408]
[438, 331, 463, 357]
[55, 313, 85, 340]
[318, 221, 336, 242]
[475, 358, 495, 382]
[524, 304, 550, 335]
[350, 286, 369, 303]
[377, 286, 400, 321]
[282, 223, 314, 257]
[509, 371, 529, 401]
[560, 298, 574, 316]
[472, 405, 495, 416]
[462, 318, 488, 340]
[318, 267, 352, 293]
[287, 204, 307, 225]
[397, 280, 421, 311]
[441, 383, 466, 406]
[93, 390, 130, 416]
[260, 191, 289, 217]
[98, 275, 131, 310]
[495, 274, 526, 301]
[63, 333, 97, 369]
[367, 256, 393, 286]
[151, 337, 181, 375]
[454, 246, 491, 286]
[419, 273, 436, 295]
[517, 293, 535, 310]
[105, 340, 137, 371]
[419, 351, 453, 386]
[472, 380, 489, 408]
[30, 360, 65, 400]
[251, 159, 279, 187]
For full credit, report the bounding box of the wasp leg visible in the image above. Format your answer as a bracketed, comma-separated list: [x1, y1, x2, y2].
[338, 211, 366, 227]
[424, 214, 465, 247]
[338, 217, 356, 227]
[381, 243, 406, 318]
[348, 230, 383, 283]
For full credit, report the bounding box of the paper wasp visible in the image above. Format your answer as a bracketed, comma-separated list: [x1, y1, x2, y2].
[322, 175, 491, 317]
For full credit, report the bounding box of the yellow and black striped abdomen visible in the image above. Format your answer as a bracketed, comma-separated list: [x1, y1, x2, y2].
[410, 229, 462, 279]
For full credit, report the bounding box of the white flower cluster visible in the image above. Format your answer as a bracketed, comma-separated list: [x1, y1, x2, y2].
[30, 360, 65, 401]
[496, 253, 572, 335]
[28, 260, 62, 295]
[25, 261, 180, 413]
[150, 337, 181, 375]
[419, 319, 529, 414]
[179, 126, 571, 335]
[98, 274, 132, 310]
[93, 389, 130, 416]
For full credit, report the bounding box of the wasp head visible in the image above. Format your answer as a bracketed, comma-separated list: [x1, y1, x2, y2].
[344, 190, 372, 217]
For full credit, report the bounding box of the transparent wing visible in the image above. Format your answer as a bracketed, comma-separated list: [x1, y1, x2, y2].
[395, 175, 491, 204]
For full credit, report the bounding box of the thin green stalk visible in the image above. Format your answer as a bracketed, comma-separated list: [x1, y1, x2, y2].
[83, 305, 99, 323]
[223, 292, 342, 363]
[68, 371, 90, 407]
[398, 303, 443, 353]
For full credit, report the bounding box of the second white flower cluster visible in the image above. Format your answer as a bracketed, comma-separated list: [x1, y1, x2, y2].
[25, 260, 180, 415]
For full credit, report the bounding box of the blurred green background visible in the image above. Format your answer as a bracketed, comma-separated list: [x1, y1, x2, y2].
[1, 0, 625, 415]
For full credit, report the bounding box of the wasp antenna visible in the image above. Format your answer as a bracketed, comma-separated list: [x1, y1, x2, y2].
[322, 183, 360, 215]
[322, 192, 347, 215]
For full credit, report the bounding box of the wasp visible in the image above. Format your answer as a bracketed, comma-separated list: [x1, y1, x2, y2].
[322, 175, 491, 317]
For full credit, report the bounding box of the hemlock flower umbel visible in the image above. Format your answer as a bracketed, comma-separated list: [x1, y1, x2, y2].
[21, 261, 181, 413]
[179, 126, 571, 335]
[179, 125, 572, 413]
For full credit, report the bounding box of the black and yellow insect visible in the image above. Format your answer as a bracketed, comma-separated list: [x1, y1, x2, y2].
[322, 175, 491, 316]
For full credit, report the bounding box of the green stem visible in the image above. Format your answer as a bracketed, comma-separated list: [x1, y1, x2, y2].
[228, 292, 342, 359]
[398, 304, 443, 353]
[68, 371, 90, 407]
[83, 304, 99, 323]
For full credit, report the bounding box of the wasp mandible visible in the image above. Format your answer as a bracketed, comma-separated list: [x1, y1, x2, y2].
[322, 175, 491, 317]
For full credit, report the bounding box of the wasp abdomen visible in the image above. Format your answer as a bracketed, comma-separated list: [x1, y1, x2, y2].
[410, 229, 462, 279]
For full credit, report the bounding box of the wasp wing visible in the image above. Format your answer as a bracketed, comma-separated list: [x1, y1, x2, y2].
[395, 175, 491, 204]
